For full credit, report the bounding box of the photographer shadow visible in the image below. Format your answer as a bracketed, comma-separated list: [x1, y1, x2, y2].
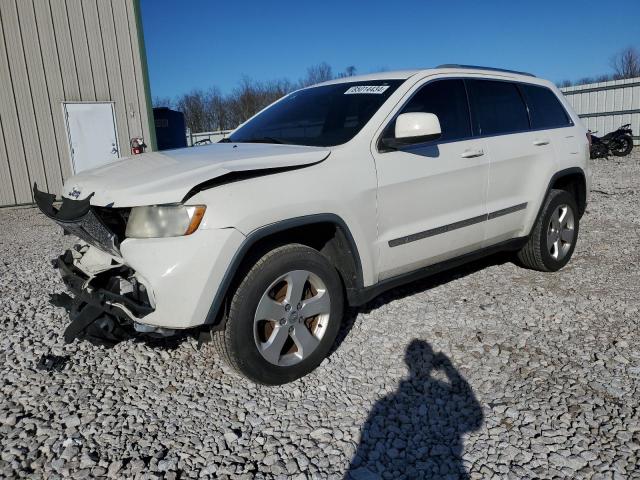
[346, 340, 483, 480]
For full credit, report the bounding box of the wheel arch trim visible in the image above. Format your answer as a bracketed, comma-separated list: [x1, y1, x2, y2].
[532, 167, 587, 229]
[204, 214, 364, 327]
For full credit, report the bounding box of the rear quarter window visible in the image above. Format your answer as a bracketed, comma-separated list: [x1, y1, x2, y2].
[520, 84, 572, 129]
[467, 80, 530, 136]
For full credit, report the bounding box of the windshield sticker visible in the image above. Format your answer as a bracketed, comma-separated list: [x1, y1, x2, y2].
[344, 85, 390, 95]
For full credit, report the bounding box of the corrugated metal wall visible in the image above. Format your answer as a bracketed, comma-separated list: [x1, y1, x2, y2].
[0, 0, 154, 207]
[561, 77, 640, 145]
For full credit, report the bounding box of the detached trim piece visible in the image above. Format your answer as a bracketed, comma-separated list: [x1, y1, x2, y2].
[389, 202, 528, 247]
[33, 183, 120, 257]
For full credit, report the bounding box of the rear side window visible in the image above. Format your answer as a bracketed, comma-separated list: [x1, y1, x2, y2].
[521, 84, 572, 129]
[467, 80, 529, 136]
[383, 79, 471, 143]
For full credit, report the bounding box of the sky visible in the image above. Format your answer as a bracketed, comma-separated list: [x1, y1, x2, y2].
[140, 0, 640, 100]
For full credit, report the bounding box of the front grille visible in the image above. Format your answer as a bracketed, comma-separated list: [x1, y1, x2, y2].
[92, 207, 131, 244]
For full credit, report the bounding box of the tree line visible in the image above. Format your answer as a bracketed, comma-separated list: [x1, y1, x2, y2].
[154, 46, 640, 133]
[557, 46, 640, 88]
[152, 63, 360, 133]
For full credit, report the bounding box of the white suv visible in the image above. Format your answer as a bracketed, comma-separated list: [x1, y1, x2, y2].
[36, 65, 591, 384]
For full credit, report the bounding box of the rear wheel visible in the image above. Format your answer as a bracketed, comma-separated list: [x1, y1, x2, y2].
[517, 189, 579, 272]
[213, 244, 344, 384]
[610, 135, 633, 157]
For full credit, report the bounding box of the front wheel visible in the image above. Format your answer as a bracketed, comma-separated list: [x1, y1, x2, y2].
[610, 135, 633, 157]
[517, 189, 579, 272]
[213, 244, 344, 385]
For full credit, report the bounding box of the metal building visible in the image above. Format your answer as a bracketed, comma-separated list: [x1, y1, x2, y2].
[0, 0, 155, 207]
[561, 77, 640, 146]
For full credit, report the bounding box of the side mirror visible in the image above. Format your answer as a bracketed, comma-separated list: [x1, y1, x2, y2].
[395, 112, 441, 143]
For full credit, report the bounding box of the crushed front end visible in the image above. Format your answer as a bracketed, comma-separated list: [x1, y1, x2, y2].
[34, 183, 248, 344]
[34, 185, 163, 345]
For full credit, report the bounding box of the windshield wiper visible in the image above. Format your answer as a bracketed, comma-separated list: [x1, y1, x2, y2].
[218, 137, 232, 143]
[243, 136, 285, 144]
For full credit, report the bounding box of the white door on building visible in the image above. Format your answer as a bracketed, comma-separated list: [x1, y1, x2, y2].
[63, 102, 120, 173]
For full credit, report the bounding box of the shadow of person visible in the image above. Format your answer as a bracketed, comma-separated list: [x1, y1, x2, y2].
[346, 340, 483, 480]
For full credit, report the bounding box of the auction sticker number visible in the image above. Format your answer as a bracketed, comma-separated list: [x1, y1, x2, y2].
[344, 85, 390, 94]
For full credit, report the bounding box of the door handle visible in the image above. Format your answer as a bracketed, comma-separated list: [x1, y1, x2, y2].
[533, 139, 550, 146]
[460, 148, 484, 158]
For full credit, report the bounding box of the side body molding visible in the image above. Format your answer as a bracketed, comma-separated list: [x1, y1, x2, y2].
[205, 214, 364, 327]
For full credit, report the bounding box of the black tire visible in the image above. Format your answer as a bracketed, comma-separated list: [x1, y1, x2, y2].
[213, 244, 344, 385]
[517, 189, 579, 272]
[610, 135, 633, 157]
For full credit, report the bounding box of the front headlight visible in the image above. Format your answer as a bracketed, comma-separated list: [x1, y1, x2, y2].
[125, 205, 206, 238]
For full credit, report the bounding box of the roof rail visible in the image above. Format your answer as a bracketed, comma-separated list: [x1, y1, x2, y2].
[436, 64, 536, 77]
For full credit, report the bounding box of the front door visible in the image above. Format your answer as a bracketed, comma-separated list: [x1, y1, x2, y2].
[372, 79, 489, 281]
[63, 102, 119, 174]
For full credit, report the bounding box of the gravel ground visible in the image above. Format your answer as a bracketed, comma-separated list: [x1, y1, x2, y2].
[1, 151, 639, 479]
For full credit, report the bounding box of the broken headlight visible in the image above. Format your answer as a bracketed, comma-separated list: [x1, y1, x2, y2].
[125, 205, 206, 238]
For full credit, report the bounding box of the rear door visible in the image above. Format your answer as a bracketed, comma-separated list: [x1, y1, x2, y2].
[466, 79, 557, 246]
[520, 83, 580, 166]
[372, 79, 489, 280]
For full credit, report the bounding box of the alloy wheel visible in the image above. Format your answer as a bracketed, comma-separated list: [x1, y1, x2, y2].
[547, 204, 575, 261]
[253, 270, 331, 366]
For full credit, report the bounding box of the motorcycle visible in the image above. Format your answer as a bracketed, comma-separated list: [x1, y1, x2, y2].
[589, 123, 634, 159]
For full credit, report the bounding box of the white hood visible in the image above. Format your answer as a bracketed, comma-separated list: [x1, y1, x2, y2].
[62, 143, 330, 207]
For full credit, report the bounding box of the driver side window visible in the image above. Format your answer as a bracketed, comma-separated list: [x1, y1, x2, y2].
[383, 79, 472, 143]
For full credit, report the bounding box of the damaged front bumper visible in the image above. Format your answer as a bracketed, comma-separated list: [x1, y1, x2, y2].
[34, 183, 166, 343]
[53, 247, 160, 344]
[34, 184, 247, 338]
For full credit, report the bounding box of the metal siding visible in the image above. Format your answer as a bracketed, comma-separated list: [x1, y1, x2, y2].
[0, 115, 15, 205]
[83, 0, 111, 100]
[2, 0, 49, 195]
[17, 0, 65, 195]
[33, 0, 73, 181]
[0, 0, 153, 207]
[0, 6, 22, 205]
[126, 0, 152, 146]
[66, 0, 96, 101]
[561, 77, 640, 145]
[112, 0, 143, 138]
[96, 0, 130, 157]
[50, 0, 80, 100]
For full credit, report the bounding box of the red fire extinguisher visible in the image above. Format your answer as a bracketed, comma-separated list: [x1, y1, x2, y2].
[130, 137, 147, 155]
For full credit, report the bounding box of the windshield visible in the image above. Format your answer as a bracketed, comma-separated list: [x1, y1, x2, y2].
[228, 80, 403, 147]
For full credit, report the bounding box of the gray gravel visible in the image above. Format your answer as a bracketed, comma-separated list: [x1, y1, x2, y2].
[1, 151, 640, 479]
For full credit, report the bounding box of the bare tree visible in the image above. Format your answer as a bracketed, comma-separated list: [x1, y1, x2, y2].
[174, 62, 363, 133]
[558, 80, 573, 88]
[611, 46, 640, 79]
[300, 62, 334, 87]
[576, 77, 595, 86]
[175, 90, 210, 132]
[595, 74, 613, 83]
[152, 96, 173, 108]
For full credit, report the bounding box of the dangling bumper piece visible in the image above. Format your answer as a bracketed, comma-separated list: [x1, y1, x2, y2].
[33, 183, 121, 257]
